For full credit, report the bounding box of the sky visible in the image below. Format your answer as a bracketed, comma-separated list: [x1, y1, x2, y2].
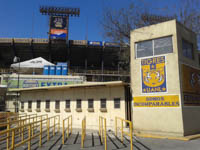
[0, 0, 182, 41]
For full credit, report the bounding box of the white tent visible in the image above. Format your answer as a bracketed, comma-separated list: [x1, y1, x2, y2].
[11, 57, 55, 69]
[11, 57, 55, 74]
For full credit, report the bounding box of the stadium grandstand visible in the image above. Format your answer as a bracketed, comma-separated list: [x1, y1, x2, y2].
[0, 38, 129, 82]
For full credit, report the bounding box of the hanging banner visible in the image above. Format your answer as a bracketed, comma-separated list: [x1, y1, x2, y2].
[50, 29, 67, 39]
[50, 16, 68, 40]
[141, 56, 167, 93]
[182, 64, 200, 106]
[133, 95, 179, 107]
[50, 16, 67, 29]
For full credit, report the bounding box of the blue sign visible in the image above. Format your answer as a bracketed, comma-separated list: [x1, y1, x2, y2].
[88, 41, 103, 46]
[141, 56, 167, 93]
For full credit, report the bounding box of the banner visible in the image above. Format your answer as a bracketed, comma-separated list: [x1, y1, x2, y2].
[50, 16, 67, 29]
[141, 56, 167, 93]
[182, 64, 200, 106]
[50, 29, 67, 39]
[50, 16, 68, 40]
[133, 95, 179, 107]
[2, 77, 84, 89]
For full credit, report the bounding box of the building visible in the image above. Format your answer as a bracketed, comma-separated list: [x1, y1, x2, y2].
[1, 74, 86, 112]
[0, 39, 129, 82]
[9, 81, 132, 130]
[131, 20, 200, 137]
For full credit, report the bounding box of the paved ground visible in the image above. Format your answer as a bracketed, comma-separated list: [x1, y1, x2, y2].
[1, 129, 200, 150]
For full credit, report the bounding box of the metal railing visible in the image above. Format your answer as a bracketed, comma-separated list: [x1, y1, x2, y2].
[62, 115, 72, 144]
[0, 114, 60, 150]
[0, 114, 37, 130]
[0, 114, 48, 149]
[0, 112, 19, 122]
[115, 117, 133, 150]
[81, 116, 86, 148]
[99, 116, 107, 150]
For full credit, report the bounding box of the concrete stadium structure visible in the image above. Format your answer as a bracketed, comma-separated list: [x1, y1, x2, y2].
[131, 20, 200, 137]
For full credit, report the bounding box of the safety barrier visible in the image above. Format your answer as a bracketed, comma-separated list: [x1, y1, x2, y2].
[81, 116, 86, 148]
[99, 116, 107, 150]
[0, 112, 19, 123]
[115, 117, 133, 150]
[0, 114, 53, 150]
[62, 115, 72, 144]
[0, 114, 37, 129]
[0, 114, 48, 149]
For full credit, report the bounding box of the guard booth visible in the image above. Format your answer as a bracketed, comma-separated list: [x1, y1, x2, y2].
[130, 20, 200, 137]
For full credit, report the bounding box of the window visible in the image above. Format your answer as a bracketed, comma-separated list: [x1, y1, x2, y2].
[114, 98, 120, 109]
[55, 100, 60, 109]
[46, 100, 50, 109]
[88, 99, 94, 108]
[37, 100, 41, 109]
[135, 36, 173, 58]
[28, 101, 32, 109]
[182, 39, 194, 59]
[65, 100, 70, 108]
[21, 102, 24, 109]
[100, 99, 106, 108]
[76, 99, 82, 108]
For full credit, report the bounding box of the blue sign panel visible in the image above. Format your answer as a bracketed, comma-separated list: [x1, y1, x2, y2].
[88, 41, 103, 46]
[141, 56, 167, 93]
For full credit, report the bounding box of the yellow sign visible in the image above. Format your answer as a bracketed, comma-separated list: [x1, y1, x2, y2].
[141, 56, 167, 93]
[134, 95, 179, 107]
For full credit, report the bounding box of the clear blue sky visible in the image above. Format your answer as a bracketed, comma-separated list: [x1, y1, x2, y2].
[0, 0, 181, 41]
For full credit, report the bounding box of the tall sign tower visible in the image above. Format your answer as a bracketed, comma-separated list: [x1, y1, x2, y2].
[40, 6, 80, 41]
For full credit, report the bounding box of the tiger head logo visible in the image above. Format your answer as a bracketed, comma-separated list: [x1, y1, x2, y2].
[143, 68, 165, 87]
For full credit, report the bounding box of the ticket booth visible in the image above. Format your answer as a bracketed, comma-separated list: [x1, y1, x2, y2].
[130, 20, 200, 137]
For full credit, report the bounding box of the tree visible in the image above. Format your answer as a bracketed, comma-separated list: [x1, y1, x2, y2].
[101, 0, 200, 46]
[101, 0, 200, 73]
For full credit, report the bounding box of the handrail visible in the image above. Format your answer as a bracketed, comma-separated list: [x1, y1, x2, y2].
[99, 116, 107, 150]
[0, 115, 59, 150]
[0, 114, 37, 127]
[0, 112, 19, 122]
[81, 116, 86, 148]
[0, 114, 49, 150]
[62, 115, 72, 144]
[115, 117, 133, 150]
[0, 114, 38, 128]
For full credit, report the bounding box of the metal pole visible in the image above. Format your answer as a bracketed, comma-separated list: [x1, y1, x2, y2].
[39, 120, 42, 147]
[104, 119, 107, 150]
[11, 130, 15, 150]
[67, 118, 69, 138]
[115, 117, 117, 136]
[16, 57, 20, 113]
[62, 120, 65, 144]
[130, 122, 133, 150]
[28, 124, 31, 150]
[121, 120, 123, 143]
[7, 119, 10, 150]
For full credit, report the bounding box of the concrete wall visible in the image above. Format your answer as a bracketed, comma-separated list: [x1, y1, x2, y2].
[130, 20, 184, 136]
[19, 85, 126, 130]
[176, 22, 200, 135]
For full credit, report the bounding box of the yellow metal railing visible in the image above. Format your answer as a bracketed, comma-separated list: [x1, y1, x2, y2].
[0, 114, 37, 130]
[62, 115, 72, 144]
[0, 114, 53, 150]
[81, 116, 86, 148]
[99, 116, 107, 150]
[0, 112, 19, 123]
[115, 117, 133, 150]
